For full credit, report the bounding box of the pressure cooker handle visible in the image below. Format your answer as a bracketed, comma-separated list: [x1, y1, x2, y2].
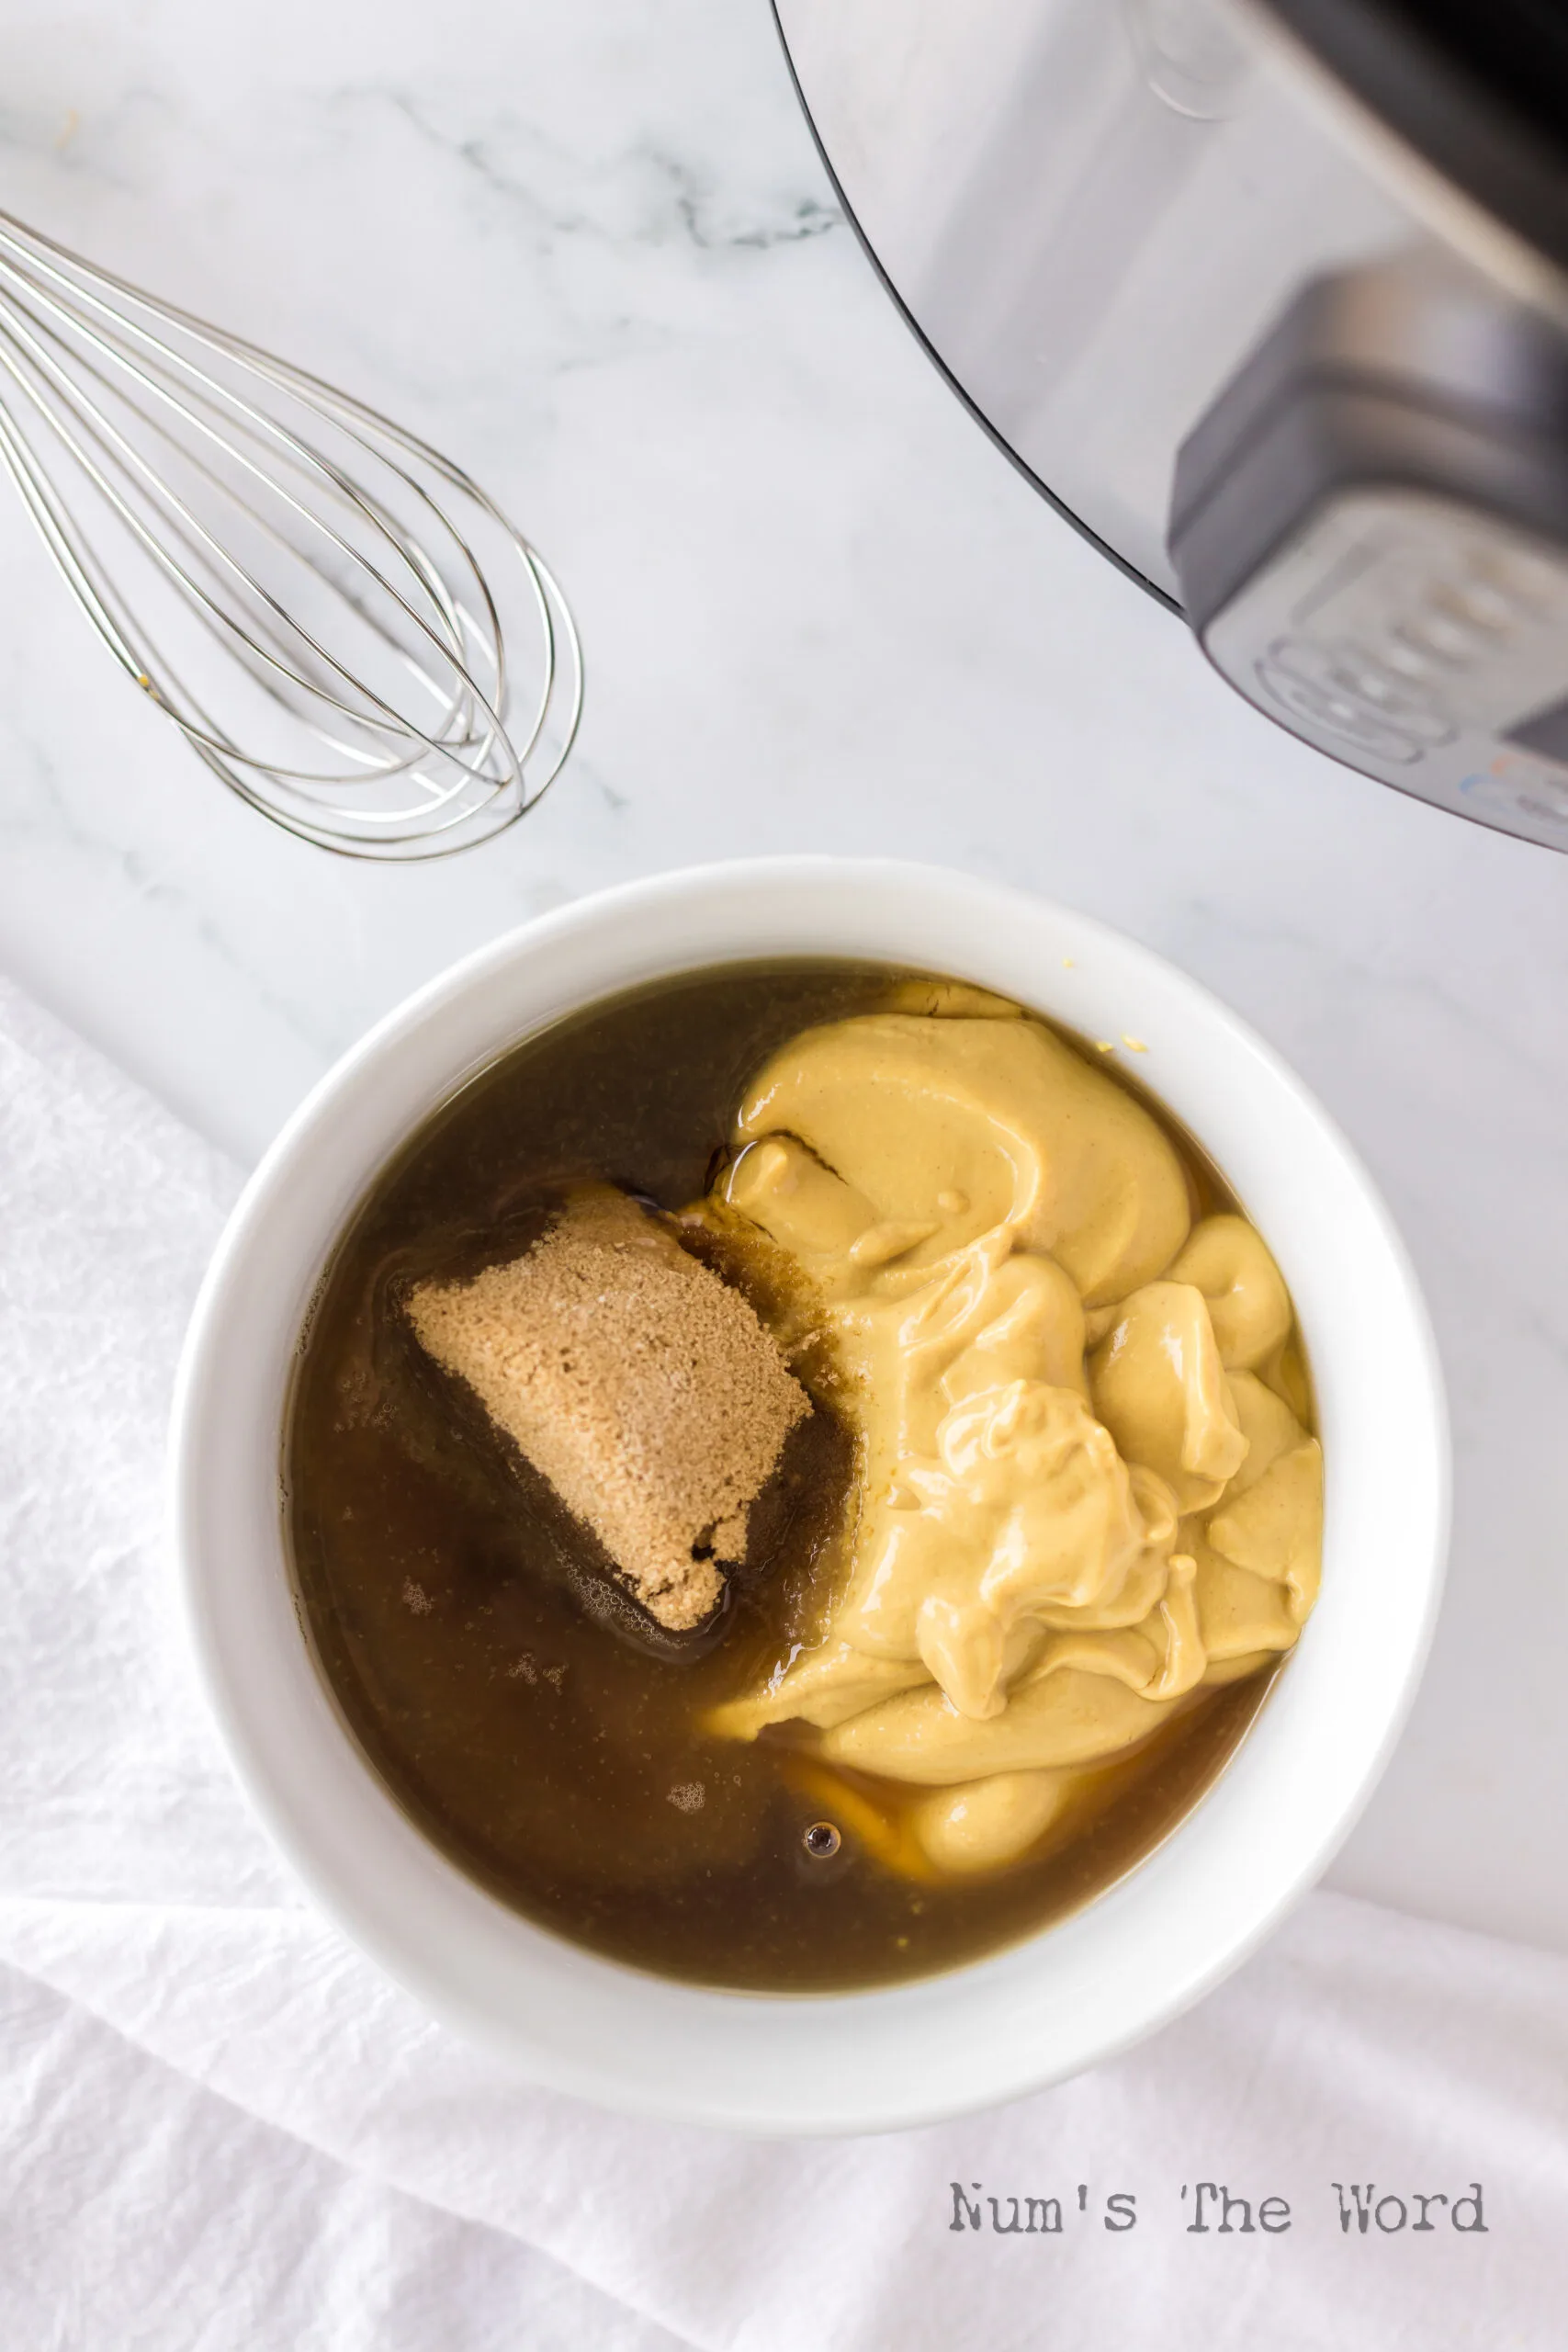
[1168, 254, 1568, 847]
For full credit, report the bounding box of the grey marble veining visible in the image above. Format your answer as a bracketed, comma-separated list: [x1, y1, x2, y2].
[2, 0, 1566, 1957]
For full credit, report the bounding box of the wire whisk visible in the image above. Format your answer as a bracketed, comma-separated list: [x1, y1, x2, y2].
[0, 209, 581, 857]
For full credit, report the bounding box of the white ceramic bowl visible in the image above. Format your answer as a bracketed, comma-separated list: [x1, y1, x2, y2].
[170, 858, 1448, 2134]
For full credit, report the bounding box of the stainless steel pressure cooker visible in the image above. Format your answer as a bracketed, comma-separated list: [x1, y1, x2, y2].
[773, 0, 1568, 847]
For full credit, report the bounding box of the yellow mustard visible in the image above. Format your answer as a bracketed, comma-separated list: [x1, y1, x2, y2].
[700, 998, 1323, 1876]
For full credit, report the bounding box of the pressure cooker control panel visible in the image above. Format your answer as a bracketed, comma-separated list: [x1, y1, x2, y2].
[1201, 491, 1568, 842]
[1167, 260, 1568, 849]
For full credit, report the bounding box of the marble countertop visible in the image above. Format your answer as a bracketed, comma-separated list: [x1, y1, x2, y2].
[3, 0, 1566, 1956]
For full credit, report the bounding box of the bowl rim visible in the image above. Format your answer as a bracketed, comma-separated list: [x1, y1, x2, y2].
[169, 854, 1450, 2133]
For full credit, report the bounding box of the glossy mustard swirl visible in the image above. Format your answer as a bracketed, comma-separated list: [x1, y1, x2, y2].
[698, 990, 1322, 1877]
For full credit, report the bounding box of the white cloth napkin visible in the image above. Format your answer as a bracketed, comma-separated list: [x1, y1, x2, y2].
[1, 973, 1562, 2351]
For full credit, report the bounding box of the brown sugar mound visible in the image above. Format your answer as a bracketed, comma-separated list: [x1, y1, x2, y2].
[406, 1184, 809, 1631]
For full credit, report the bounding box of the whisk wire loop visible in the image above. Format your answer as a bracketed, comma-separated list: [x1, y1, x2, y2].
[0, 208, 581, 855]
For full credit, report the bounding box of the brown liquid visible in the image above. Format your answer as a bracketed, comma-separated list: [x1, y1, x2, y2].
[285, 962, 1284, 1991]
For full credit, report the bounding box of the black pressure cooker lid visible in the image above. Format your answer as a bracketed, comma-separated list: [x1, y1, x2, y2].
[1262, 1, 1568, 279]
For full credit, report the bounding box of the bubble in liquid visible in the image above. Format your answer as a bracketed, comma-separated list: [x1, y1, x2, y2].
[804, 1821, 840, 1859]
